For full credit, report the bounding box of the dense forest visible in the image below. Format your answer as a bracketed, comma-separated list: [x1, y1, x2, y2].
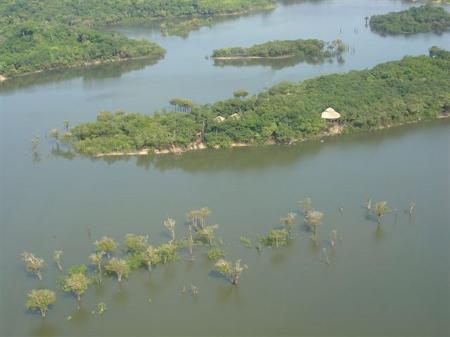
[370, 5, 450, 35]
[0, 0, 275, 79]
[0, 22, 165, 78]
[212, 39, 346, 60]
[62, 49, 450, 156]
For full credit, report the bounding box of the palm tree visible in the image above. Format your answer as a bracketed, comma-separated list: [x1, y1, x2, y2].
[21, 252, 45, 280]
[53, 250, 63, 272]
[26, 289, 56, 318]
[163, 218, 176, 242]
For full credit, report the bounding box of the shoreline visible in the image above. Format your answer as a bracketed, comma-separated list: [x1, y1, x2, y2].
[92, 117, 449, 158]
[213, 55, 294, 60]
[0, 55, 163, 83]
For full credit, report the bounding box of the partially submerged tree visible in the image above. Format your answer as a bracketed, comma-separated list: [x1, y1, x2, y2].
[280, 212, 296, 235]
[53, 250, 63, 272]
[105, 258, 130, 283]
[304, 210, 323, 241]
[163, 218, 176, 242]
[156, 243, 177, 264]
[26, 289, 56, 318]
[196, 224, 219, 246]
[124, 234, 148, 254]
[89, 251, 105, 282]
[259, 229, 290, 248]
[21, 252, 45, 280]
[207, 246, 225, 260]
[298, 197, 313, 214]
[215, 259, 248, 285]
[95, 236, 117, 257]
[62, 266, 90, 309]
[371, 201, 390, 225]
[142, 245, 160, 272]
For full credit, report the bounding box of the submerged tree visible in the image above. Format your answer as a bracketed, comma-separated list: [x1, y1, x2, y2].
[53, 250, 63, 272]
[259, 229, 290, 248]
[95, 236, 117, 257]
[124, 234, 148, 254]
[21, 252, 45, 280]
[163, 218, 176, 242]
[156, 243, 177, 264]
[304, 210, 323, 241]
[89, 251, 105, 282]
[280, 212, 296, 235]
[105, 258, 130, 283]
[26, 289, 56, 318]
[215, 259, 248, 285]
[207, 246, 225, 260]
[196, 224, 219, 246]
[142, 245, 160, 272]
[199, 207, 211, 229]
[62, 266, 90, 309]
[298, 197, 313, 214]
[372, 201, 390, 225]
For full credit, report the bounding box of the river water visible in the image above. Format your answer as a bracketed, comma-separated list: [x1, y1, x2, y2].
[0, 0, 449, 336]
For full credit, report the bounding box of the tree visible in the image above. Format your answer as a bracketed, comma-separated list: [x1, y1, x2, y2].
[186, 210, 201, 229]
[372, 201, 390, 225]
[196, 224, 219, 246]
[163, 218, 176, 242]
[280, 212, 296, 235]
[62, 268, 90, 308]
[304, 210, 323, 241]
[142, 245, 160, 272]
[95, 236, 117, 257]
[215, 259, 248, 285]
[233, 89, 249, 100]
[21, 252, 45, 280]
[89, 251, 105, 282]
[199, 207, 211, 229]
[298, 197, 313, 214]
[53, 250, 63, 272]
[156, 243, 177, 264]
[207, 246, 225, 260]
[105, 258, 130, 283]
[259, 229, 289, 248]
[26, 289, 56, 318]
[124, 234, 148, 254]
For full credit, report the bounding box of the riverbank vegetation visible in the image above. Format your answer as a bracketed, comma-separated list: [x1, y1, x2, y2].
[61, 50, 450, 156]
[0, 0, 276, 79]
[369, 5, 450, 35]
[212, 39, 346, 60]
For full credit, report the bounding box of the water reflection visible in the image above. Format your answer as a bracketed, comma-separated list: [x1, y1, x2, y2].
[213, 54, 345, 70]
[0, 58, 160, 93]
[30, 320, 58, 337]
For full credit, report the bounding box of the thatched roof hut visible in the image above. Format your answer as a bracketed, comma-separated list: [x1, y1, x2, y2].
[214, 116, 226, 123]
[321, 107, 341, 120]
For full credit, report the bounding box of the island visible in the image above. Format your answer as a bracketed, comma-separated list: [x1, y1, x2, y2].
[0, 0, 276, 80]
[212, 39, 346, 61]
[56, 48, 450, 157]
[369, 5, 450, 35]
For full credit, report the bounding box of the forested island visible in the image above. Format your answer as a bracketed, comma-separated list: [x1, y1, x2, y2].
[58, 49, 450, 157]
[212, 39, 346, 61]
[0, 0, 276, 80]
[369, 5, 450, 35]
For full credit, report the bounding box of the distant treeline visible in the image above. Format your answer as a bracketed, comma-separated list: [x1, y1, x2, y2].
[370, 5, 450, 35]
[212, 39, 346, 60]
[0, 0, 276, 79]
[61, 49, 450, 156]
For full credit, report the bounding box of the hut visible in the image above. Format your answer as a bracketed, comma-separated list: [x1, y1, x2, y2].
[229, 113, 241, 120]
[321, 107, 341, 120]
[214, 116, 226, 123]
